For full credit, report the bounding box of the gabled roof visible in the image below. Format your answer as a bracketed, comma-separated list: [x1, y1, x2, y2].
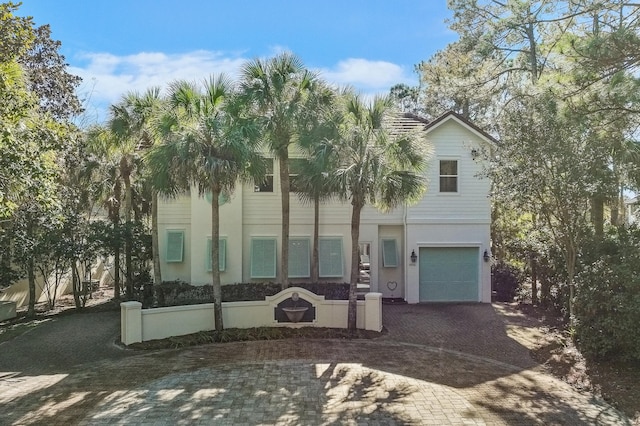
[423, 111, 498, 145]
[385, 111, 497, 146]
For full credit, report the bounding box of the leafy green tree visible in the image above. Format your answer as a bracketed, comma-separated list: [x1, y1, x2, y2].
[239, 52, 318, 288]
[147, 75, 261, 330]
[491, 93, 611, 322]
[331, 93, 428, 330]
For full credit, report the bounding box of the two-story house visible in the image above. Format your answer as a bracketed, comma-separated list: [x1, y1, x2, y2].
[157, 111, 495, 303]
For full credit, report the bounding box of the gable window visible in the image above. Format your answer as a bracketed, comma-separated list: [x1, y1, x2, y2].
[289, 158, 307, 193]
[288, 237, 310, 278]
[439, 160, 458, 193]
[319, 237, 344, 278]
[206, 238, 227, 272]
[254, 158, 274, 192]
[250, 237, 277, 278]
[166, 230, 184, 263]
[381, 238, 398, 267]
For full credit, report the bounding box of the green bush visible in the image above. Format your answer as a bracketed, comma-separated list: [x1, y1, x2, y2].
[150, 281, 351, 308]
[574, 226, 640, 362]
[491, 260, 522, 302]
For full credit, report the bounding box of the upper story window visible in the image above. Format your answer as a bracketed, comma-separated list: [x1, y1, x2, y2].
[289, 158, 307, 193]
[439, 160, 458, 193]
[254, 158, 274, 192]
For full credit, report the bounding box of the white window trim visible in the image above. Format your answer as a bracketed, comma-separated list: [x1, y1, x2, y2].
[166, 229, 185, 263]
[250, 237, 277, 279]
[288, 236, 311, 278]
[381, 238, 398, 268]
[438, 158, 459, 194]
[318, 236, 344, 278]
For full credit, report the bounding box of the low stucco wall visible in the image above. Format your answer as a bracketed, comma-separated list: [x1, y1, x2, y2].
[121, 287, 383, 345]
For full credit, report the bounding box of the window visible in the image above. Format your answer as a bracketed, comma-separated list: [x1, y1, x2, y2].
[166, 230, 184, 263]
[254, 158, 274, 192]
[439, 160, 458, 193]
[288, 237, 310, 278]
[206, 238, 227, 272]
[381, 239, 398, 267]
[250, 237, 277, 278]
[319, 237, 344, 277]
[289, 158, 307, 193]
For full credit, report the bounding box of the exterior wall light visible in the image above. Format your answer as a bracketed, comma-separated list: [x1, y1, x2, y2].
[483, 249, 490, 262]
[410, 249, 417, 263]
[471, 148, 479, 159]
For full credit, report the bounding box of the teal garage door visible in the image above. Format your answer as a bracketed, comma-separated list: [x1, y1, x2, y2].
[419, 247, 479, 302]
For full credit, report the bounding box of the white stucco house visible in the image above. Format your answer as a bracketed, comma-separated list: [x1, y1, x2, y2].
[157, 111, 495, 304]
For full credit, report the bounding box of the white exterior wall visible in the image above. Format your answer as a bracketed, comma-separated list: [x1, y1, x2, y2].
[156, 113, 494, 302]
[158, 195, 192, 283]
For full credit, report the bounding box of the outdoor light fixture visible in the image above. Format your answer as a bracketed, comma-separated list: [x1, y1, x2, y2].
[410, 249, 417, 263]
[483, 249, 490, 262]
[471, 148, 479, 159]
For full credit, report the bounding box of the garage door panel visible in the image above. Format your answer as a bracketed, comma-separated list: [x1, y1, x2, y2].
[419, 247, 479, 302]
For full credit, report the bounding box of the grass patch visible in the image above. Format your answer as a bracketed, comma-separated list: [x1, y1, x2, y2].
[126, 326, 384, 350]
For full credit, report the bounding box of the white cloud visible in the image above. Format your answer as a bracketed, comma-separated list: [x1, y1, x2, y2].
[69, 51, 415, 124]
[318, 58, 414, 90]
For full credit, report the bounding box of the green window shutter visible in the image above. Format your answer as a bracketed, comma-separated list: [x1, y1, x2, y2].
[250, 238, 277, 278]
[319, 237, 343, 278]
[382, 239, 398, 267]
[166, 230, 184, 263]
[206, 238, 227, 272]
[288, 238, 310, 278]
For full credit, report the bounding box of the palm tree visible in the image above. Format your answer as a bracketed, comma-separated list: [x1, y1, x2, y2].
[85, 125, 126, 301]
[109, 88, 164, 296]
[239, 52, 318, 289]
[295, 84, 340, 282]
[147, 75, 261, 331]
[332, 93, 429, 330]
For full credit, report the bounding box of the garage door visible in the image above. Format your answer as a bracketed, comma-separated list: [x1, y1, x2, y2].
[419, 247, 479, 302]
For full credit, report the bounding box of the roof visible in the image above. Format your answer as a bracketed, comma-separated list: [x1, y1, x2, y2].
[384, 111, 497, 146]
[423, 111, 498, 145]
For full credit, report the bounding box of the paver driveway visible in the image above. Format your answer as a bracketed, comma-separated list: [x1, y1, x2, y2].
[0, 303, 630, 425]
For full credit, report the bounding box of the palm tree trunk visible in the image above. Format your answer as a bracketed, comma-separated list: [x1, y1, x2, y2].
[123, 174, 133, 300]
[279, 154, 290, 289]
[348, 201, 363, 331]
[211, 186, 224, 331]
[151, 190, 161, 306]
[311, 195, 319, 283]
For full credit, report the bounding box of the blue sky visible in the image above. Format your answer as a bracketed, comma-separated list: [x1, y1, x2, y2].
[18, 1, 457, 123]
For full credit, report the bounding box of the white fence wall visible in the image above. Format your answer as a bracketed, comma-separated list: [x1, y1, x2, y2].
[121, 287, 383, 345]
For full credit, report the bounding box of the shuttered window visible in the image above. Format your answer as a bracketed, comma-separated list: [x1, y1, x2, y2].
[289, 237, 310, 278]
[319, 237, 343, 278]
[166, 230, 184, 263]
[206, 238, 227, 272]
[382, 238, 398, 267]
[250, 237, 277, 278]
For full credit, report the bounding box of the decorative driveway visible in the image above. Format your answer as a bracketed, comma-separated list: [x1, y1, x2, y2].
[0, 304, 629, 425]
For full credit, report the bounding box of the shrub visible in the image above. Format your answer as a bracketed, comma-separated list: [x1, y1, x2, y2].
[149, 281, 351, 308]
[574, 226, 640, 362]
[491, 260, 522, 302]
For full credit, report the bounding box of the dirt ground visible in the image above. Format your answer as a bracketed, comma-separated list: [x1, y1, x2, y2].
[495, 303, 640, 423]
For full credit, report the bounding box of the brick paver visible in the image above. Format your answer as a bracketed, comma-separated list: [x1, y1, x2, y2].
[0, 304, 630, 425]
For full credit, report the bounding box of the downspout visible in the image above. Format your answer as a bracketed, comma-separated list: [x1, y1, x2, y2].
[403, 202, 408, 302]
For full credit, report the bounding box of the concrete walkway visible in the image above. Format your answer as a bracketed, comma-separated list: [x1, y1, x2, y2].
[0, 304, 630, 425]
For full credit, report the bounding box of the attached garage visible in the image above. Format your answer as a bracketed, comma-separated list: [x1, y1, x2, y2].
[419, 247, 480, 302]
